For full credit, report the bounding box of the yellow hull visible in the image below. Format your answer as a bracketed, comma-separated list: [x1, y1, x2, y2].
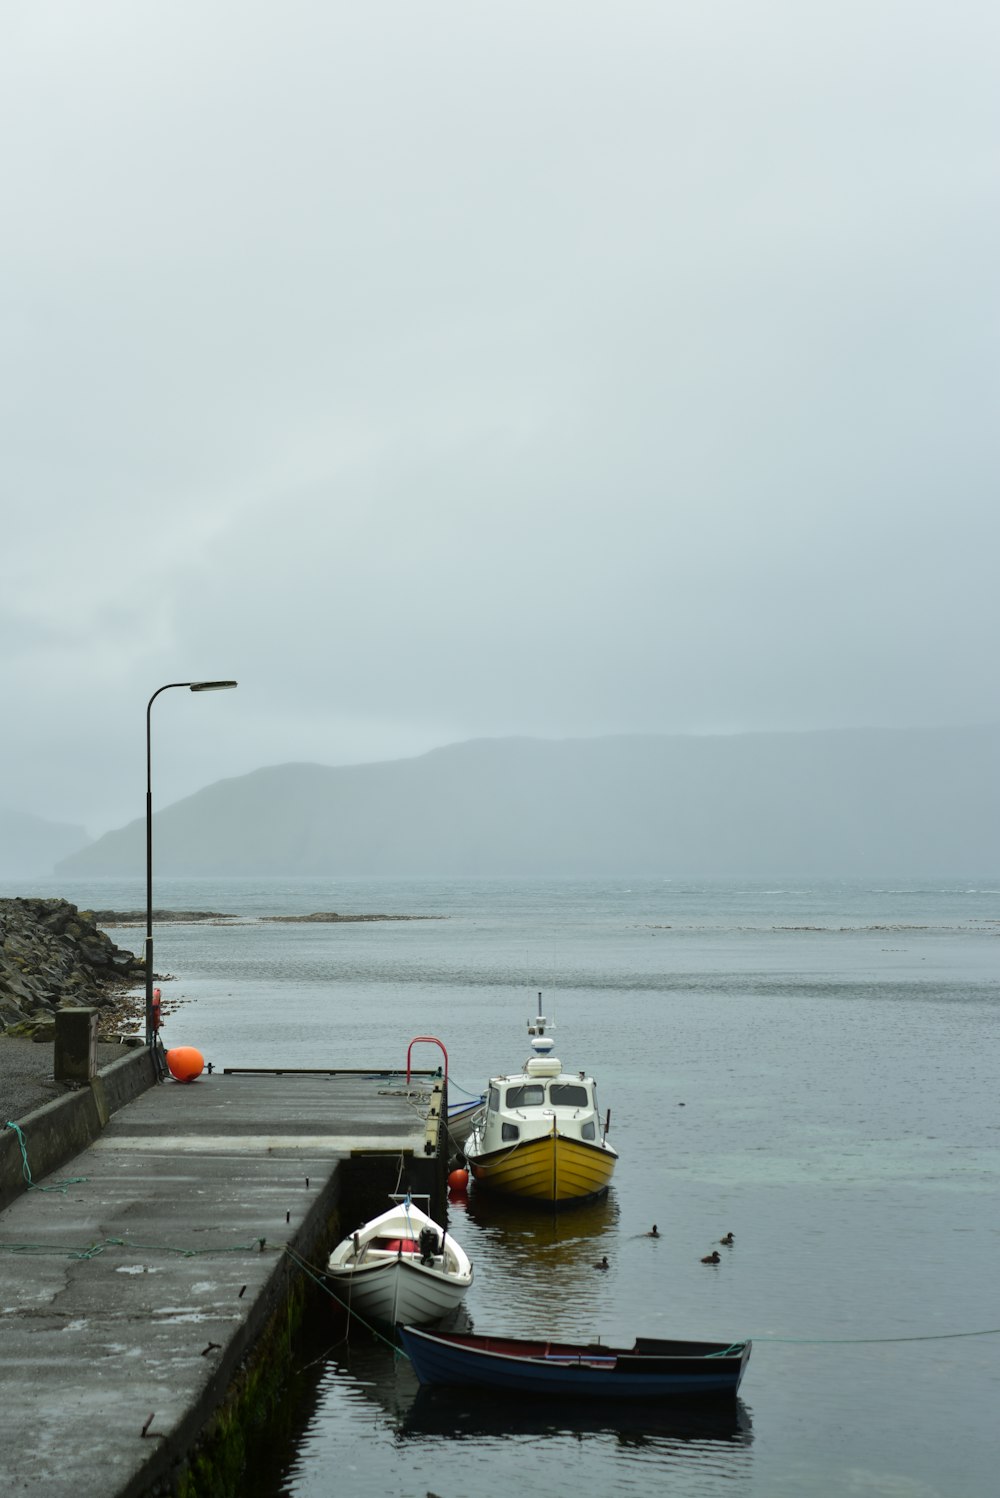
[468, 1130, 616, 1204]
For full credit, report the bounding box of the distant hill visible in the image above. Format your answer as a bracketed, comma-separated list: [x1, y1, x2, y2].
[0, 808, 92, 878]
[52, 727, 1000, 878]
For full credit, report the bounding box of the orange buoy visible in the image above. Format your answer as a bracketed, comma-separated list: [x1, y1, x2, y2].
[448, 1168, 469, 1191]
[166, 1046, 205, 1083]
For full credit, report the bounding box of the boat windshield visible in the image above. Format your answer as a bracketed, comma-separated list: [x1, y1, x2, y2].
[549, 1083, 589, 1108]
[505, 1083, 545, 1108]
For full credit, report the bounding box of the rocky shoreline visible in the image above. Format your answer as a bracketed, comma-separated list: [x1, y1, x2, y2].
[94, 910, 445, 925]
[92, 909, 237, 926]
[0, 898, 145, 1039]
[1, 901, 447, 1042]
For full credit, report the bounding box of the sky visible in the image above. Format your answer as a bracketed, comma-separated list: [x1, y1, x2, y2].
[2, 1, 998, 838]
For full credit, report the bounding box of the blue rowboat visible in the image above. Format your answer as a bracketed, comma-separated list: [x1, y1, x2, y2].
[398, 1327, 751, 1398]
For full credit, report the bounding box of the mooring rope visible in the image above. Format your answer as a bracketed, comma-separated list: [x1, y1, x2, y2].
[283, 1245, 1000, 1359]
[447, 1078, 485, 1101]
[747, 1327, 1000, 1345]
[283, 1243, 406, 1356]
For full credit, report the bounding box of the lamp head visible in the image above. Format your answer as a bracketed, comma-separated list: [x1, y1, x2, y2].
[189, 680, 238, 692]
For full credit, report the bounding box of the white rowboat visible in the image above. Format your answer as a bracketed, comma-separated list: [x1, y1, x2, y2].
[326, 1196, 473, 1326]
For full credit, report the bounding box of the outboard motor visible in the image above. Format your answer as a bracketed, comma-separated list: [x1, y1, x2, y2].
[418, 1226, 441, 1265]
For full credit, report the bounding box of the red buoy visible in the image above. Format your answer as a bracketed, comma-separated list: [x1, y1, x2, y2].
[166, 1046, 204, 1083]
[448, 1168, 469, 1191]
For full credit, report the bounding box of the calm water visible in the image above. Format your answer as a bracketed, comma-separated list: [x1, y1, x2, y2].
[11, 874, 1000, 1497]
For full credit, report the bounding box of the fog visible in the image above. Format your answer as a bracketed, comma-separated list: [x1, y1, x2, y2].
[2, 3, 997, 837]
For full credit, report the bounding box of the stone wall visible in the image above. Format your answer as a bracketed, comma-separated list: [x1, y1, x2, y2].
[0, 898, 144, 1036]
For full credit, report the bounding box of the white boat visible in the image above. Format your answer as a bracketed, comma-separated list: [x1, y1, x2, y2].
[404, 1035, 483, 1155]
[447, 1094, 485, 1151]
[464, 994, 618, 1205]
[326, 1195, 474, 1326]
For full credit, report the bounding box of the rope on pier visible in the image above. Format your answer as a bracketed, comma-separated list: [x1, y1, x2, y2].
[0, 1235, 270, 1259]
[3, 1121, 86, 1193]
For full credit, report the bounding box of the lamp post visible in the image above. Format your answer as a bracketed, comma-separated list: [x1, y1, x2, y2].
[145, 680, 238, 1049]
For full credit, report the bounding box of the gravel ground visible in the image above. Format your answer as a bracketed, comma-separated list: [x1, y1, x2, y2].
[1, 1037, 134, 1125]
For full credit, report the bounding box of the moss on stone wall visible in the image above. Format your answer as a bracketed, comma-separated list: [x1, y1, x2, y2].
[166, 1207, 343, 1498]
[176, 1275, 307, 1498]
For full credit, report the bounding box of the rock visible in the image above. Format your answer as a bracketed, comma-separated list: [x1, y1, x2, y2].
[1, 897, 145, 1036]
[89, 910, 235, 924]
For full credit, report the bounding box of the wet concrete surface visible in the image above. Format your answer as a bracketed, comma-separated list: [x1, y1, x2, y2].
[0, 1068, 431, 1497]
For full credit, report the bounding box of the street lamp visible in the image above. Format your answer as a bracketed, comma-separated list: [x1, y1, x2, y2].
[145, 680, 238, 1050]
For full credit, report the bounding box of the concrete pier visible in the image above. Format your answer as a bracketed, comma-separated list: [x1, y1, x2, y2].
[0, 1066, 445, 1498]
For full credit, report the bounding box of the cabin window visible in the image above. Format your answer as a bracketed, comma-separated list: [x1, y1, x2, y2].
[549, 1083, 588, 1108]
[581, 1120, 596, 1140]
[501, 1122, 520, 1141]
[506, 1084, 545, 1108]
[488, 1086, 500, 1112]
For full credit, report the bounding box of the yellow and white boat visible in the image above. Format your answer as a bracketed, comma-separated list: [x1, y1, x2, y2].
[464, 995, 618, 1205]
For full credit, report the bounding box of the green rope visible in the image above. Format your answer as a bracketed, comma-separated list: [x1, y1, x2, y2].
[284, 1247, 1000, 1370]
[747, 1327, 1000, 1345]
[0, 1236, 269, 1259]
[282, 1243, 1000, 1355]
[282, 1252, 1000, 1356]
[4, 1121, 87, 1193]
[72, 1239, 122, 1260]
[119, 1238, 268, 1258]
[448, 1079, 486, 1101]
[283, 1244, 407, 1357]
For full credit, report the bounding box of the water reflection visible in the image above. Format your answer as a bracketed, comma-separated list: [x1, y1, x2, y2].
[403, 1385, 753, 1447]
[325, 1336, 421, 1424]
[462, 1186, 620, 1246]
[457, 1188, 623, 1331]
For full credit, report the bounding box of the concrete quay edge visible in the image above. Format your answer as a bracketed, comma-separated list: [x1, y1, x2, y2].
[1, 1047, 158, 1212]
[0, 1068, 447, 1498]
